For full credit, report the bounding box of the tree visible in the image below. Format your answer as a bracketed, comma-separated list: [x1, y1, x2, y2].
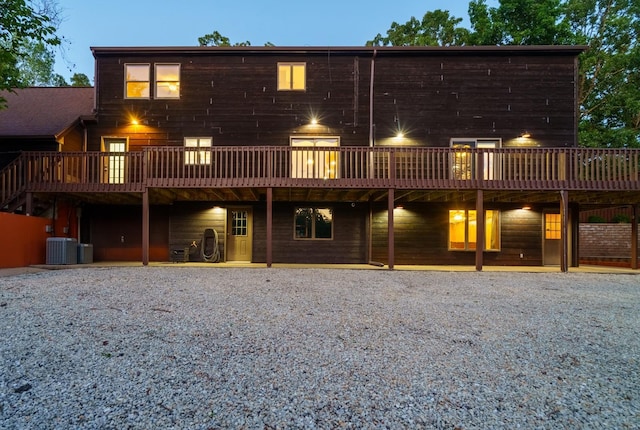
[367, 10, 470, 46]
[564, 0, 640, 147]
[467, 0, 573, 45]
[368, 0, 640, 147]
[198, 31, 251, 47]
[0, 0, 61, 107]
[70, 73, 91, 87]
[198, 30, 274, 47]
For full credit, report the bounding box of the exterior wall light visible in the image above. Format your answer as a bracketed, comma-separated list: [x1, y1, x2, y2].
[520, 131, 531, 138]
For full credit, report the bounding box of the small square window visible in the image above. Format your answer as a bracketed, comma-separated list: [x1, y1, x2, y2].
[278, 63, 306, 91]
[125, 64, 150, 99]
[155, 64, 180, 99]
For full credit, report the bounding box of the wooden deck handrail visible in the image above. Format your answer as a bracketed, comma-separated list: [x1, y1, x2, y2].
[2, 147, 639, 208]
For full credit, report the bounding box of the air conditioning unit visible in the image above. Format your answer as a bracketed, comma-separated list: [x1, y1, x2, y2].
[46, 238, 78, 265]
[77, 243, 93, 264]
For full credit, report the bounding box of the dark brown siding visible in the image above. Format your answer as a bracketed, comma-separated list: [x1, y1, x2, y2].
[373, 54, 576, 148]
[253, 202, 368, 264]
[168, 203, 226, 261]
[86, 205, 169, 261]
[371, 203, 546, 265]
[90, 49, 577, 152]
[90, 52, 371, 151]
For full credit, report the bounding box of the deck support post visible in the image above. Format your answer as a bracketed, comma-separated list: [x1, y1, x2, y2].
[632, 204, 638, 270]
[266, 187, 273, 268]
[142, 188, 149, 266]
[560, 190, 569, 273]
[475, 189, 484, 271]
[388, 188, 394, 270]
[25, 192, 33, 216]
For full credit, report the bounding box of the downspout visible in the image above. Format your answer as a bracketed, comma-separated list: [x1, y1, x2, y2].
[369, 48, 376, 147]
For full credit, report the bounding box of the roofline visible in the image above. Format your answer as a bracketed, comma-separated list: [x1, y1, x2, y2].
[91, 45, 588, 57]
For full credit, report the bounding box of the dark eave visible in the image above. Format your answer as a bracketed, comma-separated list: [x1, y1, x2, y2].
[91, 45, 588, 58]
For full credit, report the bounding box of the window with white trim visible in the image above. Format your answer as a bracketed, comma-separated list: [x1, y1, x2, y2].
[450, 138, 501, 180]
[125, 64, 150, 99]
[155, 64, 180, 99]
[278, 63, 306, 90]
[449, 209, 501, 251]
[295, 207, 333, 239]
[184, 137, 212, 165]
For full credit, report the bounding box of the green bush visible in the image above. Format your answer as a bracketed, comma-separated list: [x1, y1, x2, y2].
[587, 215, 606, 223]
[611, 214, 631, 223]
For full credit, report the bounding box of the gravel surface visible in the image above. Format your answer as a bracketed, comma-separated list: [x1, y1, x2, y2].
[1, 267, 639, 429]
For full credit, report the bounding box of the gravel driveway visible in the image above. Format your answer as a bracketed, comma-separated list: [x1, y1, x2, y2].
[1, 267, 638, 429]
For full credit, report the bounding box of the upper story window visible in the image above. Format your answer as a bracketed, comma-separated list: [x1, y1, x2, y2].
[155, 64, 180, 99]
[184, 137, 212, 165]
[125, 64, 150, 99]
[278, 63, 306, 91]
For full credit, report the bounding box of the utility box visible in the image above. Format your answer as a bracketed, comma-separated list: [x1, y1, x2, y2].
[46, 238, 78, 265]
[77, 244, 93, 264]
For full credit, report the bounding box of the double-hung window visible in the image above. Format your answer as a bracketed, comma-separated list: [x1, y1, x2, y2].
[278, 63, 306, 91]
[449, 209, 501, 251]
[295, 207, 333, 239]
[155, 64, 180, 99]
[125, 64, 150, 99]
[184, 137, 212, 165]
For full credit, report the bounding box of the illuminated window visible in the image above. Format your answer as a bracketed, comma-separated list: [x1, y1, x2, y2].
[450, 138, 500, 180]
[155, 64, 180, 99]
[102, 137, 127, 184]
[184, 137, 212, 165]
[295, 207, 333, 239]
[278, 63, 306, 90]
[232, 211, 248, 236]
[125, 64, 150, 99]
[291, 137, 339, 179]
[449, 209, 500, 251]
[545, 213, 561, 239]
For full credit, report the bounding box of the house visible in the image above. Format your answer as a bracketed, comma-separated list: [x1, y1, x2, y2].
[1, 46, 638, 270]
[0, 87, 94, 214]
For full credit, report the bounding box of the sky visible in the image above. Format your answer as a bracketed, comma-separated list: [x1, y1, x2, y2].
[53, 0, 472, 82]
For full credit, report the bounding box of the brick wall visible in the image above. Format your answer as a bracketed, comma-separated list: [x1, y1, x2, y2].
[579, 223, 639, 266]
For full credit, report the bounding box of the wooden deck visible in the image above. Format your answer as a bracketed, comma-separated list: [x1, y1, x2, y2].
[2, 147, 640, 209]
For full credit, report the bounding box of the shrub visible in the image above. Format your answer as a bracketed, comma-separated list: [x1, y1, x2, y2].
[611, 214, 631, 223]
[587, 215, 606, 223]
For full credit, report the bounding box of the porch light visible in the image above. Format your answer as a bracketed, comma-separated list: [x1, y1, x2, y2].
[131, 118, 139, 125]
[310, 117, 318, 125]
[522, 205, 532, 210]
[520, 131, 531, 138]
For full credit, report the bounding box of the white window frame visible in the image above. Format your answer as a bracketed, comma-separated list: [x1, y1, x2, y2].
[450, 138, 501, 180]
[124, 64, 150, 99]
[155, 63, 180, 99]
[290, 136, 340, 179]
[278, 62, 306, 91]
[184, 137, 212, 165]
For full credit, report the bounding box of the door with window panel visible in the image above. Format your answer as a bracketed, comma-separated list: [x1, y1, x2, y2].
[102, 138, 127, 184]
[543, 212, 561, 265]
[450, 138, 500, 180]
[291, 137, 339, 179]
[226, 208, 253, 262]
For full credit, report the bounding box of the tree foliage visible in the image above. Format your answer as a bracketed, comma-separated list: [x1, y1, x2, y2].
[367, 0, 640, 147]
[198, 30, 274, 47]
[0, 0, 61, 107]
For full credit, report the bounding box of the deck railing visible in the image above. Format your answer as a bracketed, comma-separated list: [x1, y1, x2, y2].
[1, 147, 638, 206]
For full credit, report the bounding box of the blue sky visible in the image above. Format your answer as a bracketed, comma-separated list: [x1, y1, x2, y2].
[53, 0, 473, 82]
